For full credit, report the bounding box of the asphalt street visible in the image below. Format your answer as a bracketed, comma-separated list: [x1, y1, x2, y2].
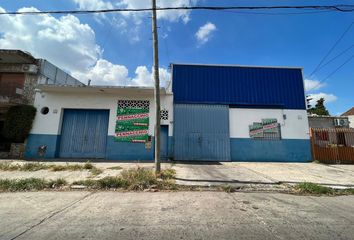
[1, 191, 354, 240]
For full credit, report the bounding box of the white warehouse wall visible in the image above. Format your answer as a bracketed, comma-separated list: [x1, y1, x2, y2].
[229, 108, 310, 139]
[31, 90, 174, 137]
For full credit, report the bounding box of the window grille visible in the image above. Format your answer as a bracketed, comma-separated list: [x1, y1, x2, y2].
[117, 100, 149, 110]
[160, 109, 168, 120]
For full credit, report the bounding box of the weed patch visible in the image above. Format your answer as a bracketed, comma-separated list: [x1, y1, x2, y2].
[72, 168, 177, 191]
[220, 185, 236, 193]
[0, 178, 66, 192]
[0, 162, 50, 171]
[295, 182, 334, 195]
[159, 168, 176, 180]
[107, 166, 123, 170]
[89, 167, 103, 176]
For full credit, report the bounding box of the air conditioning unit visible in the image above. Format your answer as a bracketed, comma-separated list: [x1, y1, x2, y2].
[22, 64, 38, 74]
[333, 118, 349, 127]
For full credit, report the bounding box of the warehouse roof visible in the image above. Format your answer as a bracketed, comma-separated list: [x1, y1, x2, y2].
[172, 63, 306, 110]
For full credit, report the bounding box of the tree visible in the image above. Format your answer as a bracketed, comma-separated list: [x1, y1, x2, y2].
[307, 98, 330, 116]
[2, 105, 37, 143]
[306, 95, 313, 109]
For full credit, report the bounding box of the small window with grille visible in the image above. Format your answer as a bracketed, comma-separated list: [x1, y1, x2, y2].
[160, 109, 168, 120]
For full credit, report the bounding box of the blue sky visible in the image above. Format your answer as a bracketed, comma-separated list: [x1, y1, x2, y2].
[0, 0, 353, 115]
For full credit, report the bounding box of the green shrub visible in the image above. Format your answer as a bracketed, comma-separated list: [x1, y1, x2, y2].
[2, 105, 36, 143]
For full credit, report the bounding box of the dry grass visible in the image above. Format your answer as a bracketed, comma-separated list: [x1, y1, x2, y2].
[0, 161, 103, 176]
[0, 178, 67, 192]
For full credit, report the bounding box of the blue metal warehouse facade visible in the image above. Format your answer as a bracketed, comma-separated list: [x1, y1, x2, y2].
[172, 63, 311, 162]
[172, 64, 306, 109]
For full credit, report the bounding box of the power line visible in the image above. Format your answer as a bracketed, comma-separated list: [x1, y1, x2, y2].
[1, 5, 354, 15]
[222, 9, 334, 15]
[307, 52, 354, 92]
[307, 21, 354, 79]
[315, 43, 354, 73]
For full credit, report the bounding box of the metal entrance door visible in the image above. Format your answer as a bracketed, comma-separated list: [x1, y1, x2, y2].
[160, 125, 169, 160]
[174, 104, 231, 161]
[188, 133, 202, 160]
[59, 109, 109, 158]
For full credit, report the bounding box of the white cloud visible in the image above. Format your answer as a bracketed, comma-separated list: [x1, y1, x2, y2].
[73, 0, 113, 10]
[73, 0, 200, 24]
[304, 79, 325, 92]
[308, 93, 337, 106]
[72, 59, 129, 85]
[195, 22, 217, 45]
[73, 0, 113, 22]
[0, 7, 170, 87]
[0, 7, 101, 73]
[74, 62, 170, 87]
[130, 66, 170, 87]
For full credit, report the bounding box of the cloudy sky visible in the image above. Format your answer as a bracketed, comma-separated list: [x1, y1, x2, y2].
[0, 0, 353, 115]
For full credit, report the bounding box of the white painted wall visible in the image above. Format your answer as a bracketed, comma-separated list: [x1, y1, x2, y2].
[348, 115, 354, 128]
[31, 90, 174, 136]
[229, 108, 309, 139]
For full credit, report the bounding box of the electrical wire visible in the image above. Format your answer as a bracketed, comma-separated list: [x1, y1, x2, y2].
[307, 21, 354, 79]
[0, 5, 354, 15]
[314, 43, 354, 73]
[307, 52, 354, 92]
[222, 9, 334, 15]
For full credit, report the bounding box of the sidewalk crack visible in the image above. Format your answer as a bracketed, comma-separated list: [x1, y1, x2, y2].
[9, 192, 95, 240]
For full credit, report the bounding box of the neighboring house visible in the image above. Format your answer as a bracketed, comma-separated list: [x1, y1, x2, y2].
[25, 63, 311, 162]
[308, 115, 350, 129]
[341, 107, 354, 128]
[0, 49, 83, 155]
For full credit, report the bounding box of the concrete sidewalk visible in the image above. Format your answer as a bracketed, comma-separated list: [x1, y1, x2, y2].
[1, 160, 354, 188]
[174, 162, 354, 188]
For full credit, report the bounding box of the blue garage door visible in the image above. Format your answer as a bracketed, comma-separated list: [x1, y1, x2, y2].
[174, 104, 230, 161]
[59, 109, 109, 158]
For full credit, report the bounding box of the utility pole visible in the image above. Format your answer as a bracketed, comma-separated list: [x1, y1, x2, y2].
[152, 0, 161, 174]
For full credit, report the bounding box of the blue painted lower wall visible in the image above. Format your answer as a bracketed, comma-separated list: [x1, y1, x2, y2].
[25, 134, 311, 162]
[105, 136, 153, 160]
[230, 138, 312, 162]
[25, 134, 167, 161]
[25, 134, 61, 159]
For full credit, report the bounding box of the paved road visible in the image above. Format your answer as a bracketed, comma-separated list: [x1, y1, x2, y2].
[1, 191, 354, 240]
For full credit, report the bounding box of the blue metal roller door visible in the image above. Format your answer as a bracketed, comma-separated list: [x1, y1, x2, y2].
[59, 109, 109, 158]
[174, 104, 230, 161]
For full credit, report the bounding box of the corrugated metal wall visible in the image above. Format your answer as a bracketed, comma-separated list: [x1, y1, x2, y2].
[172, 64, 306, 110]
[174, 104, 230, 161]
[39, 60, 84, 86]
